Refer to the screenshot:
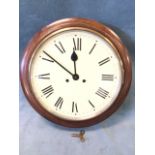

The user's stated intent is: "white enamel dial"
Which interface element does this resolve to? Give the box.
[29,29,124,121]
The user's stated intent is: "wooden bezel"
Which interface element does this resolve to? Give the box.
[20,18,132,128]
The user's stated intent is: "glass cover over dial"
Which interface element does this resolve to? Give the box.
[30,29,124,121]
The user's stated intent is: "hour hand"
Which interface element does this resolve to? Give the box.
[71,50,78,62]
[71,49,79,80]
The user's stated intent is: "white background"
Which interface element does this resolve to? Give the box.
[135,0,155,155]
[0,0,19,154]
[0,0,155,155]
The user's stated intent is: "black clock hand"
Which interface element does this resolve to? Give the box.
[71,50,79,80]
[71,51,78,74]
[43,51,74,77]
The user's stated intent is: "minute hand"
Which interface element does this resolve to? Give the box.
[43,51,74,76]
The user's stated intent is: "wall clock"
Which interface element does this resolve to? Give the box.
[20,18,132,128]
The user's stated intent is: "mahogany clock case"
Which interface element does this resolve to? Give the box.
[20,18,132,128]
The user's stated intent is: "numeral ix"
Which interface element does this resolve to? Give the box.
[38,73,50,80]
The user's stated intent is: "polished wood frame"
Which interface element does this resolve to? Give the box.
[20,18,132,128]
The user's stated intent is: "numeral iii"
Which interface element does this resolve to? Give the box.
[102,74,114,81]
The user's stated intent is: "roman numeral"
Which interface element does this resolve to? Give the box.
[98,57,110,66]
[96,87,109,99]
[41,51,54,62]
[89,43,97,54]
[102,74,114,81]
[72,102,78,113]
[54,41,66,53]
[38,73,50,80]
[55,97,63,109]
[41,85,54,98]
[73,37,82,51]
[88,100,95,108]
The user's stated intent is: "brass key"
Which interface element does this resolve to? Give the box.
[72,130,85,142]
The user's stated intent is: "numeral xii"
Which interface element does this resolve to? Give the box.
[73,37,82,51]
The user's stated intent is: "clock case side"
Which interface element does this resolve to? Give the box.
[20,18,132,128]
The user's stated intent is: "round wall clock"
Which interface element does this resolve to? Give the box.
[20,18,132,128]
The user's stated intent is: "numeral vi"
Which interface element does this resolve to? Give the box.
[72,102,78,113]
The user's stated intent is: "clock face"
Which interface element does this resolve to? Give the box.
[29,29,124,121]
